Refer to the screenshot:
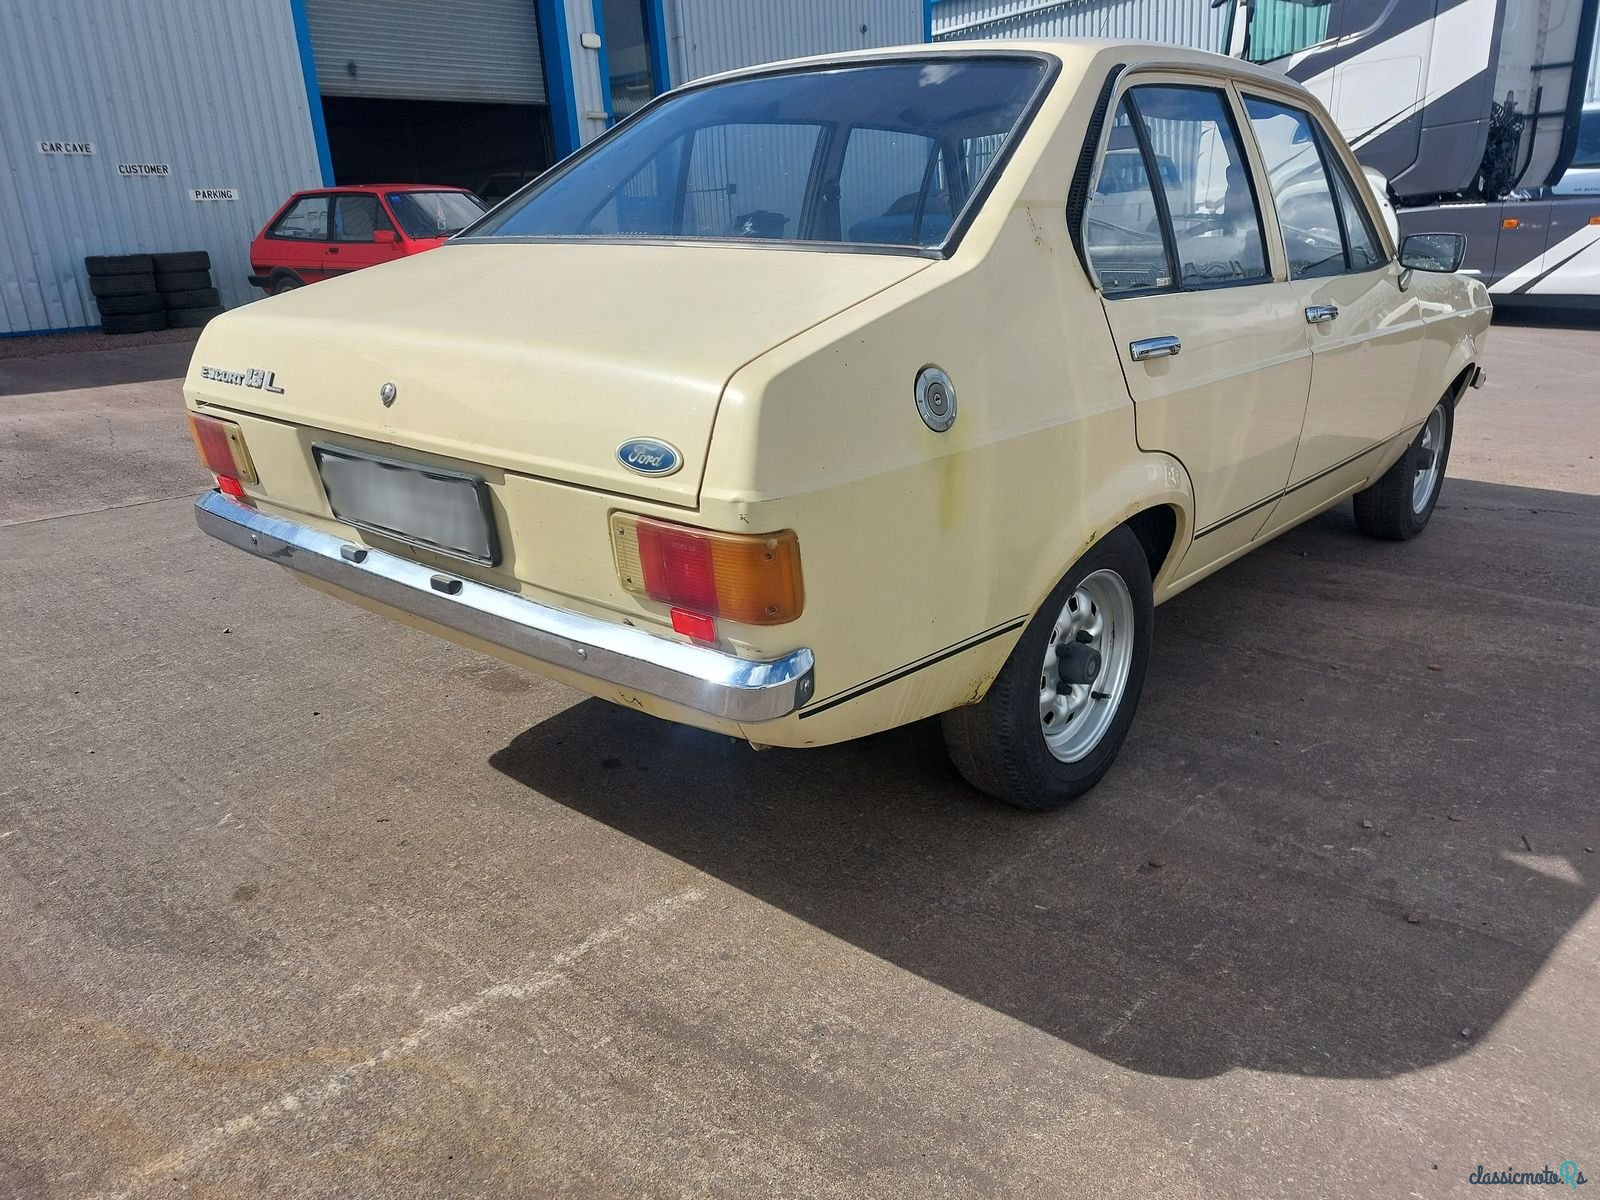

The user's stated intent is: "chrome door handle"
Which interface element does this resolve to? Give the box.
[1130,334,1181,361]
[1305,304,1339,323]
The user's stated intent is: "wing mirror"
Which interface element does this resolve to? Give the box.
[372,228,400,246]
[1399,232,1466,273]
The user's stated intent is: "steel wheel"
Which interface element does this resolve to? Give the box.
[1038,568,1135,763]
[1412,402,1447,513]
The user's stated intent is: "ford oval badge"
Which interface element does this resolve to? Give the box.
[617,438,682,477]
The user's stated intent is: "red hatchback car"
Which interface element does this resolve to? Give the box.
[247,184,487,296]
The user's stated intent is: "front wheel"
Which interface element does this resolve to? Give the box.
[942,527,1154,810]
[1353,400,1454,540]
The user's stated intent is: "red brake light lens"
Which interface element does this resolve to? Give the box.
[637,522,718,613]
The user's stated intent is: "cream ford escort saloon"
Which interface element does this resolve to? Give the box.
[187,41,1490,809]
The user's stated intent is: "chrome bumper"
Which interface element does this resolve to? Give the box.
[194,491,815,723]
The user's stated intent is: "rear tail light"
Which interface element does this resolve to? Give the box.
[188,411,257,488]
[611,514,803,628]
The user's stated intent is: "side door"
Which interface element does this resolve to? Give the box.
[1240,94,1424,533]
[1489,194,1557,289]
[263,194,332,282]
[326,193,399,276]
[1084,79,1313,577]
[1492,192,1600,301]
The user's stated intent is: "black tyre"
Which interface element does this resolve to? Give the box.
[155,269,213,291]
[85,253,154,277]
[90,273,157,298]
[270,273,303,296]
[1353,399,1454,541]
[101,311,168,335]
[152,250,211,273]
[942,526,1154,810]
[95,292,163,316]
[161,287,221,310]
[166,305,225,329]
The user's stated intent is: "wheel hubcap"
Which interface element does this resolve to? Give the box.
[1412,403,1446,514]
[1038,569,1135,763]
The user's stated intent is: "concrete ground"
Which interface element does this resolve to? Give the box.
[1,320,1596,1199]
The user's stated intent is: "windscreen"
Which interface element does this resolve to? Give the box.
[387,191,487,238]
[463,57,1051,251]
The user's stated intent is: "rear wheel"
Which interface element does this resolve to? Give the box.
[942,527,1153,810]
[270,274,302,296]
[1353,399,1453,540]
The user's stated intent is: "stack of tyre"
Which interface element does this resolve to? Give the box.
[154,252,224,329]
[84,251,223,334]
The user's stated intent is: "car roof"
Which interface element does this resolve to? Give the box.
[685,37,1313,101]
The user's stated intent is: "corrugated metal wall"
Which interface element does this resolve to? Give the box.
[0,0,323,335]
[932,0,1227,50]
[567,0,614,146]
[305,0,546,104]
[665,0,924,84]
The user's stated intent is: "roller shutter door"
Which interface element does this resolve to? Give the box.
[305,0,546,105]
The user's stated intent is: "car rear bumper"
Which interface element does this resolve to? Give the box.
[247,275,269,290]
[193,491,816,723]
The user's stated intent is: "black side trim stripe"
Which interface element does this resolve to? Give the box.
[1194,439,1391,539]
[1192,490,1282,540]
[798,617,1027,720]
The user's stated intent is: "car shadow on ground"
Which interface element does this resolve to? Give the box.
[492,478,1599,1081]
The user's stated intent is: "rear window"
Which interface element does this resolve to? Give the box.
[461,57,1052,252]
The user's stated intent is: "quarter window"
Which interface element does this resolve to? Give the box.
[1245,97,1383,276]
[269,195,329,241]
[1328,157,1385,270]
[1084,86,1270,295]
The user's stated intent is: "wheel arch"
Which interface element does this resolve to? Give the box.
[1019,453,1195,629]
[1445,360,1479,407]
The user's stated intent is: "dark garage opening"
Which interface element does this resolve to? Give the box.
[322,96,554,191]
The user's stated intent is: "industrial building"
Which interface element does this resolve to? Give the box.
[0,0,922,335]
[6,0,1597,336]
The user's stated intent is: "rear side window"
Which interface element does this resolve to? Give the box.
[331,194,394,242]
[1084,86,1269,295]
[1246,97,1385,276]
[1084,101,1171,294]
[269,195,329,240]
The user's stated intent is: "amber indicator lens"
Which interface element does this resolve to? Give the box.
[612,514,803,625]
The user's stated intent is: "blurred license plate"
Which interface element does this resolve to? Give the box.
[313,444,499,565]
